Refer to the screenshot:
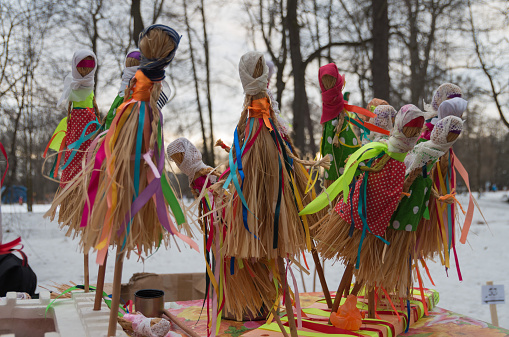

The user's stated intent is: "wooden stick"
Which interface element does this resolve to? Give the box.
[342,268,354,299]
[331,263,354,314]
[350,282,363,296]
[107,251,125,337]
[162,309,201,337]
[368,289,376,319]
[487,281,499,327]
[94,252,108,311]
[311,245,332,308]
[271,308,290,337]
[84,253,89,293]
[278,258,298,337]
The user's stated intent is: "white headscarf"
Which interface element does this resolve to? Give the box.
[57,49,97,109]
[437,97,468,120]
[404,116,463,174]
[239,51,268,95]
[388,104,424,153]
[167,137,209,186]
[118,49,140,97]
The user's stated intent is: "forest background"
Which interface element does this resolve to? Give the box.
[0,0,507,210]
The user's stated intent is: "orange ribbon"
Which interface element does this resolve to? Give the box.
[344,104,376,119]
[248,97,272,131]
[438,189,466,214]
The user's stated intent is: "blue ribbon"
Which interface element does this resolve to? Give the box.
[230,257,235,276]
[354,162,390,269]
[223,119,257,237]
[61,119,100,170]
[121,102,145,251]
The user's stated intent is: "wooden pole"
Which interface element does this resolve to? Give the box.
[311,243,332,308]
[94,252,108,310]
[368,288,376,319]
[350,282,363,296]
[342,268,354,299]
[331,263,354,314]
[84,253,89,293]
[486,281,499,327]
[162,309,201,337]
[278,258,298,337]
[271,308,290,337]
[107,251,125,337]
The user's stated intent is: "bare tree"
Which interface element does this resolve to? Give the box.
[467,0,509,128]
[182,0,211,163]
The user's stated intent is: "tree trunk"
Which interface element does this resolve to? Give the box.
[371,0,390,102]
[200,0,215,166]
[183,0,210,162]
[131,0,145,46]
[287,0,315,154]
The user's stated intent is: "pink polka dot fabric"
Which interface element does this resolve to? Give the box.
[335,157,406,236]
[60,108,97,188]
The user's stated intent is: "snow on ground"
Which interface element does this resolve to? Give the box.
[1,191,508,328]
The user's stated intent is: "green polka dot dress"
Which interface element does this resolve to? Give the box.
[389,172,433,231]
[320,112,361,181]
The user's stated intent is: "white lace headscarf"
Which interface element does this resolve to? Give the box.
[388,104,424,153]
[239,51,268,95]
[366,105,397,143]
[437,97,468,120]
[57,49,97,109]
[423,83,462,120]
[404,116,463,174]
[167,138,209,186]
[118,49,140,97]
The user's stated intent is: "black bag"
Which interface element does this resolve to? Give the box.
[0,252,37,297]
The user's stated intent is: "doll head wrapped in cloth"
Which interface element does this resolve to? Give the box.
[423,83,462,120]
[57,49,99,112]
[364,105,397,144]
[167,137,218,193]
[405,116,464,175]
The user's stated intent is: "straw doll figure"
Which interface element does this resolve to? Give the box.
[221,52,331,336]
[74,24,197,336]
[168,138,279,329]
[46,50,101,234]
[320,64,364,184]
[222,51,329,261]
[79,24,196,262]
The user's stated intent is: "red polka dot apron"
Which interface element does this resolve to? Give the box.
[335,157,406,236]
[60,108,98,188]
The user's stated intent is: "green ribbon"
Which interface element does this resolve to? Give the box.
[161,173,186,225]
[45,285,127,318]
[299,142,407,216]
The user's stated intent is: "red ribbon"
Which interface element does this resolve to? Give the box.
[0,237,27,266]
[0,142,9,186]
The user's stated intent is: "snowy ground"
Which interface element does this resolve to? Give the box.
[2,191,508,329]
